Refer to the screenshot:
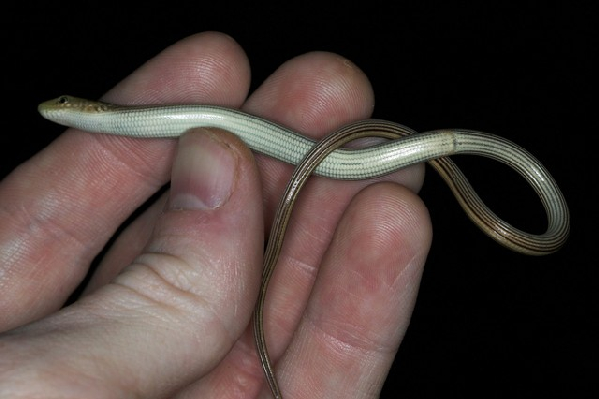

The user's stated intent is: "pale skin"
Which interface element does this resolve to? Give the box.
[0,32,432,398]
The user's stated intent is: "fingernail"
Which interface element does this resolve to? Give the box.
[169,129,236,210]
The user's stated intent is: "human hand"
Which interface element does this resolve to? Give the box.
[0,32,431,398]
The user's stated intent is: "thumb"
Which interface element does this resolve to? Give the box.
[0,128,264,398]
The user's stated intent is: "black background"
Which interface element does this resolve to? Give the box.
[3,3,595,397]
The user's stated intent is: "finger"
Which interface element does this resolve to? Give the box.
[243,52,425,358]
[0,32,250,330]
[276,183,432,397]
[0,128,264,398]
[243,51,424,219]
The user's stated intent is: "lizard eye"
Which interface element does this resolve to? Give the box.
[58,96,70,105]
